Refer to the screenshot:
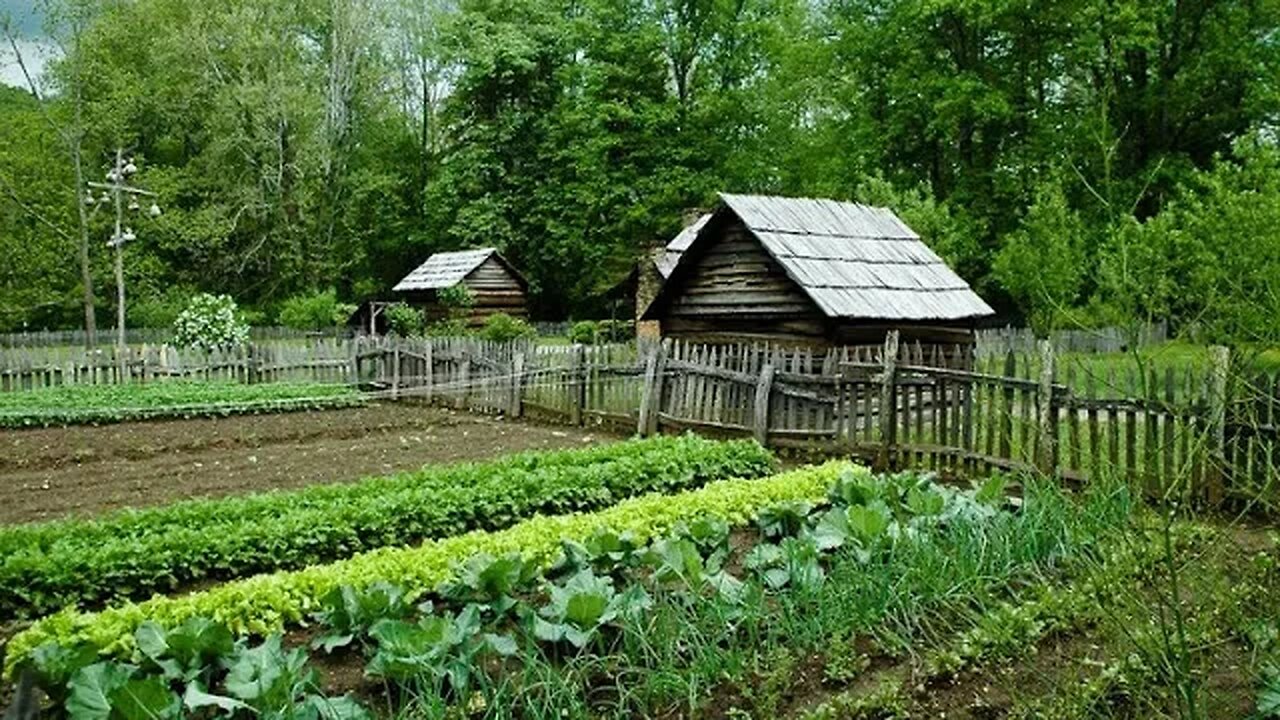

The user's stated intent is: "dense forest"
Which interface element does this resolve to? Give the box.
[0,0,1278,341]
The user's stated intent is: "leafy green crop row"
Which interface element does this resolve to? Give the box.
[9,464,1026,719]
[4,462,844,675]
[0,381,362,427]
[0,435,774,619]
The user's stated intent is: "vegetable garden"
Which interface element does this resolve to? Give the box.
[0,382,362,428]
[3,434,1277,719]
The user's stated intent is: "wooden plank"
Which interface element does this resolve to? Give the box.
[572,344,587,426]
[961,372,975,475]
[637,340,669,436]
[876,331,900,471]
[753,364,776,445]
[1086,370,1100,481]
[1207,346,1229,504]
[999,351,1016,464]
[1107,366,1120,478]
[1066,364,1081,474]
[1124,368,1138,485]
[1144,368,1159,498]
[936,375,948,472]
[510,351,525,417]
[1036,340,1056,475]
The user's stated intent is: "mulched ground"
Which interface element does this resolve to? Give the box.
[0,402,619,525]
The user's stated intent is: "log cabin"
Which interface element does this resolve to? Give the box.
[642,193,994,357]
[393,248,529,327]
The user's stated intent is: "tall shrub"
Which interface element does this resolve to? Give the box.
[278,290,355,330]
[172,294,249,350]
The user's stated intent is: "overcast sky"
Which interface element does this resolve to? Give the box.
[1,0,52,88]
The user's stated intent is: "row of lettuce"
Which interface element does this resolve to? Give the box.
[0,435,774,618]
[0,381,363,427]
[5,462,842,676]
[8,462,1036,719]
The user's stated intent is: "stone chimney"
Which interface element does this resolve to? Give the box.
[635,208,704,340]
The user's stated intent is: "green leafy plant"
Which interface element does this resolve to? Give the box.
[567,320,599,345]
[567,319,632,345]
[479,313,536,342]
[425,318,469,337]
[22,641,100,707]
[135,617,234,683]
[0,435,772,619]
[441,553,539,618]
[5,461,842,674]
[184,635,368,719]
[278,290,355,331]
[551,528,647,578]
[172,293,249,351]
[532,570,651,649]
[756,501,813,539]
[0,381,360,428]
[384,303,424,337]
[67,662,181,720]
[1260,663,1280,718]
[311,583,411,654]
[436,285,474,313]
[366,606,517,697]
[821,633,870,685]
[744,536,824,592]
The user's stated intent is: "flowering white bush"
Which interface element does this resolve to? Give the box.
[172,293,250,350]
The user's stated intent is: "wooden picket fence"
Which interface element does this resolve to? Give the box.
[0,339,365,391]
[0,326,353,349]
[357,333,1273,506]
[975,321,1168,356]
[1,330,1274,505]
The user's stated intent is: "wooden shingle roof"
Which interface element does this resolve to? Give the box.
[651,193,994,322]
[393,248,524,292]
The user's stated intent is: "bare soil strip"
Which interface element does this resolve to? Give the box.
[0,402,617,525]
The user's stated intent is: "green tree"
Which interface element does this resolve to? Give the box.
[994,179,1089,334]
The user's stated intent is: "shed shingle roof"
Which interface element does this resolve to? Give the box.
[652,193,994,322]
[393,248,500,292]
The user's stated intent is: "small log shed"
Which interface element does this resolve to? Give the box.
[642,193,994,355]
[393,248,529,327]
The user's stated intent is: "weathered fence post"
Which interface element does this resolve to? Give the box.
[999,351,1017,461]
[571,344,587,426]
[456,341,471,410]
[247,343,260,385]
[753,363,776,445]
[391,340,401,399]
[424,340,434,404]
[510,351,525,418]
[1036,340,1057,476]
[1207,345,1231,504]
[638,339,670,436]
[875,331,900,471]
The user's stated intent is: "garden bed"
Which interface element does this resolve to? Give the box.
[0,381,363,428]
[0,404,618,525]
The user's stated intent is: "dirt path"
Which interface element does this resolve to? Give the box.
[0,402,618,525]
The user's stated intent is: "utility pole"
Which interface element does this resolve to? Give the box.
[86,149,161,376]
